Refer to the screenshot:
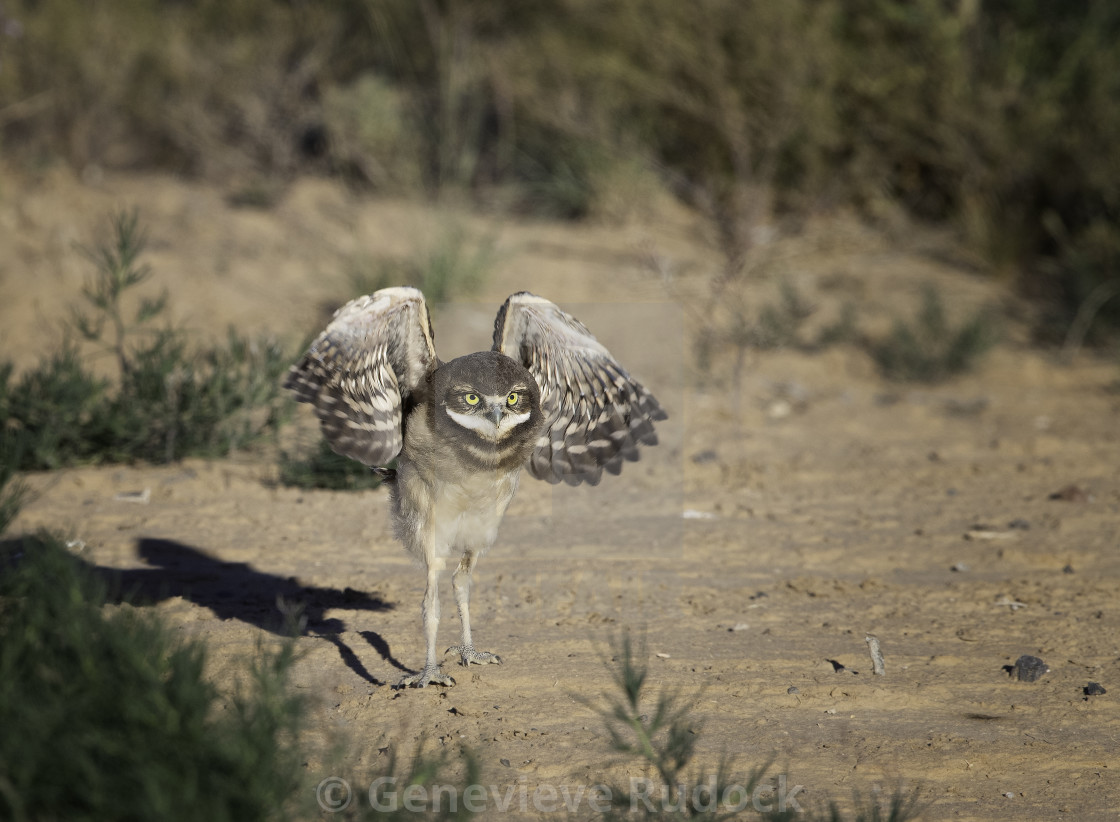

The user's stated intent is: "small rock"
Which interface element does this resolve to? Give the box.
[114,488,151,504]
[1084,682,1107,697]
[1062,564,1075,574]
[1004,792,1015,799]
[1049,484,1089,502]
[787,686,800,695]
[500,758,511,767]
[691,450,718,464]
[656,652,671,659]
[1008,518,1031,530]
[965,526,1016,541]
[951,562,969,572]
[681,509,717,520]
[766,399,792,420]
[729,623,750,632]
[1011,655,1049,683]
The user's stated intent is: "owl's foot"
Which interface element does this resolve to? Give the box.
[446,645,503,667]
[395,664,455,689]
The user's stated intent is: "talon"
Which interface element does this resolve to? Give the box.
[395,665,455,689]
[446,644,503,667]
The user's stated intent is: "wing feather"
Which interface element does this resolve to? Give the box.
[284,287,436,467]
[493,292,667,486]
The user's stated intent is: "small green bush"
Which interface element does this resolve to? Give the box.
[0,211,291,471]
[588,634,924,821]
[347,224,494,306]
[0,463,26,534]
[871,285,996,383]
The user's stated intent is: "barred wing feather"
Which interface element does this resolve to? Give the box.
[492,292,667,486]
[284,287,436,467]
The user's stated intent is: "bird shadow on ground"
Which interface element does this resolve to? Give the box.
[2,534,406,687]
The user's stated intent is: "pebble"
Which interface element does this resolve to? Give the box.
[1084,682,1107,697]
[1011,655,1049,683]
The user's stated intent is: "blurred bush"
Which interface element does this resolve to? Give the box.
[1,0,1117,340]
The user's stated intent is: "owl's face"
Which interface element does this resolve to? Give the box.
[434,351,542,445]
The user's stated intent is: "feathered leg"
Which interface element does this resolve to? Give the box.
[397,562,455,688]
[447,551,502,667]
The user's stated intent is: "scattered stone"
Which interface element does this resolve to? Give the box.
[114,488,151,504]
[681,509,718,520]
[944,397,988,417]
[500,758,511,767]
[1062,564,1075,574]
[965,526,1016,541]
[951,562,969,572]
[1008,518,1031,530]
[1011,655,1049,683]
[1084,682,1107,697]
[729,623,750,632]
[655,652,671,659]
[994,596,1028,611]
[1049,484,1090,502]
[766,399,792,420]
[865,635,885,676]
[787,686,800,695]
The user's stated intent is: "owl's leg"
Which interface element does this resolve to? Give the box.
[396,562,455,688]
[446,551,502,667]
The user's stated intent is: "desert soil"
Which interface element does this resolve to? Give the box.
[4,167,1119,820]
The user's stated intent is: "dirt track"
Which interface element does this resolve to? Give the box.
[5,168,1120,820]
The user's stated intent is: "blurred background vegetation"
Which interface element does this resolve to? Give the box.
[0,0,1118,345]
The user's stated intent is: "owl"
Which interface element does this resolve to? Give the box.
[285,287,666,687]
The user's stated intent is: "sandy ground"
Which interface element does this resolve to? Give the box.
[4,167,1120,820]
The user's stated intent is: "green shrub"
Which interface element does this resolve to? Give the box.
[0,211,291,471]
[0,532,306,822]
[871,285,996,383]
[0,461,26,534]
[347,223,494,306]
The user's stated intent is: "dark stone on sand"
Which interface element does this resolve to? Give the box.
[1011,655,1049,682]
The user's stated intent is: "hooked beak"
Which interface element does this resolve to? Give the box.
[489,404,504,427]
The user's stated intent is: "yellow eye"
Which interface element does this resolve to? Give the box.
[465,393,480,406]
[506,391,519,406]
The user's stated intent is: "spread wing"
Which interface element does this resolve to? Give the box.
[493,292,667,486]
[284,287,436,467]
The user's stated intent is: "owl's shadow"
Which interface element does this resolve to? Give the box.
[94,537,406,686]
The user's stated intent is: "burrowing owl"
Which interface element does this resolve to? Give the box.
[285,287,666,687]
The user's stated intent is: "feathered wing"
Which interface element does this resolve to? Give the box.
[284,287,436,467]
[492,292,668,486]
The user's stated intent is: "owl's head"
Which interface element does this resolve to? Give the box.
[434,351,542,444]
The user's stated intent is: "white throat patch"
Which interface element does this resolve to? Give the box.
[447,408,531,441]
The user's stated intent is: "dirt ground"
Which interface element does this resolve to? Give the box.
[4,167,1119,820]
